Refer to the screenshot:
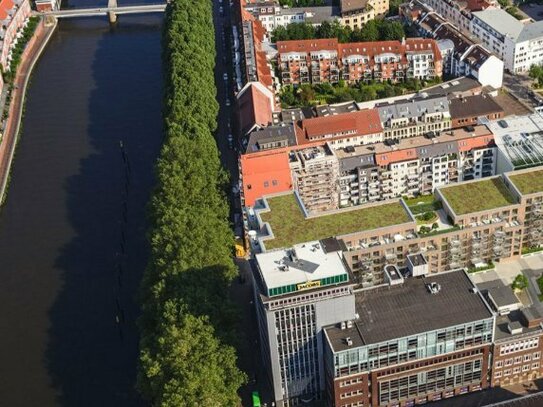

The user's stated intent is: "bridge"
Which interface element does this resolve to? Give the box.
[38,2,167,22]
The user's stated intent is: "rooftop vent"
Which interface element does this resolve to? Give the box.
[344,337,353,346]
[427,282,441,294]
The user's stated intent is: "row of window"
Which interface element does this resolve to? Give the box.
[496,352,541,368]
[495,362,540,378]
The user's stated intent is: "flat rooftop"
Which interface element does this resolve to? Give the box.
[508,169,543,195]
[439,177,517,216]
[487,114,543,169]
[495,309,543,341]
[259,194,412,250]
[325,270,493,352]
[255,240,349,297]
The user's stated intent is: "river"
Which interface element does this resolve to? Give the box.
[0,10,163,407]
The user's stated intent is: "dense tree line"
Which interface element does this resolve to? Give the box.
[280,77,440,107]
[137,1,246,406]
[271,20,406,43]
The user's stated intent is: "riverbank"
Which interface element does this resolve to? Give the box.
[0,17,57,204]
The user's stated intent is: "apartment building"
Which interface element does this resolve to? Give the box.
[240,95,505,210]
[376,94,451,140]
[401,0,504,88]
[235,0,280,135]
[449,94,504,128]
[277,38,442,85]
[251,164,543,287]
[289,145,340,213]
[477,280,543,387]
[0,0,31,71]
[338,0,375,30]
[244,1,340,34]
[470,8,543,73]
[239,109,384,207]
[252,240,357,406]
[336,125,496,207]
[323,269,494,407]
[277,38,340,85]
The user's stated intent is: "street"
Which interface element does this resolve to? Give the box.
[211,3,271,406]
[502,72,541,112]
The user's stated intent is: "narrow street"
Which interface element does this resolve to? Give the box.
[210,2,269,406]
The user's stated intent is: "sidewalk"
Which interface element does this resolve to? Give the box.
[0,17,57,204]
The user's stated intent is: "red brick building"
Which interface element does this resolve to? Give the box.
[277,38,442,85]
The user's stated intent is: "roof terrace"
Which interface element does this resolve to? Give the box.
[439,177,517,216]
[259,194,412,250]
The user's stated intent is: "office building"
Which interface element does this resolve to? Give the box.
[324,269,495,406]
[477,279,543,387]
[252,240,357,406]
[401,0,504,88]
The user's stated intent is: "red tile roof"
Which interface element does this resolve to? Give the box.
[0,0,14,20]
[375,148,418,166]
[238,83,274,135]
[277,38,339,54]
[240,149,293,206]
[295,109,383,144]
[277,38,442,64]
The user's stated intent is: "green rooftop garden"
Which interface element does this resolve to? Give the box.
[259,194,411,250]
[440,178,517,216]
[509,169,543,195]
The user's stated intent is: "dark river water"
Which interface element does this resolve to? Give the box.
[0,11,163,407]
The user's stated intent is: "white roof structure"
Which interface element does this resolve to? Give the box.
[472,8,543,42]
[255,240,348,294]
[485,113,543,169]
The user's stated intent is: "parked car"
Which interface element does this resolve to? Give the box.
[227,133,234,149]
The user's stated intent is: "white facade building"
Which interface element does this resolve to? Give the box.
[244,2,339,34]
[471,8,543,73]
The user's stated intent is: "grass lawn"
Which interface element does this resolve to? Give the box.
[403,194,435,207]
[440,178,517,215]
[260,194,411,249]
[509,169,543,195]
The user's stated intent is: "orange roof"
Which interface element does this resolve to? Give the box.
[277,38,339,54]
[252,21,273,89]
[457,133,494,152]
[238,83,274,135]
[375,148,418,166]
[296,109,383,144]
[240,150,293,206]
[339,39,442,61]
[405,38,442,62]
[0,0,14,20]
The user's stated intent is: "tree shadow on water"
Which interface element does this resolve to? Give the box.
[45,17,163,407]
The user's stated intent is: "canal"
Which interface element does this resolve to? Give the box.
[0,9,163,407]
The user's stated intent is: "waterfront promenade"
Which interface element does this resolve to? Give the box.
[0,18,57,204]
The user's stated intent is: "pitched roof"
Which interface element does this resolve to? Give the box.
[277,38,339,54]
[238,83,274,135]
[295,109,383,144]
[0,0,14,20]
[449,94,504,119]
[340,0,370,13]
